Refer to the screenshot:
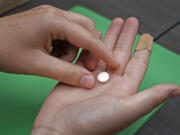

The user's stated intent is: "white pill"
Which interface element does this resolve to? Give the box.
[97,72,109,83]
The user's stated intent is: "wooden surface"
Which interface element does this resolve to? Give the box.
[1,0,180,135]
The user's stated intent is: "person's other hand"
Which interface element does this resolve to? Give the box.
[31,17,180,135]
[0,5,119,88]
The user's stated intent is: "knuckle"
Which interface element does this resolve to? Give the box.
[38,5,55,10]
[40,5,57,17]
[86,18,96,30]
[38,5,61,26]
[88,19,95,26]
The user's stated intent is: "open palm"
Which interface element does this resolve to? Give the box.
[31,18,180,135]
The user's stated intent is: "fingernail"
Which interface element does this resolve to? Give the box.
[80,75,94,88]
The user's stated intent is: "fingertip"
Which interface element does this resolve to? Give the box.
[106,56,120,69]
[152,83,180,97]
[86,58,98,71]
[126,17,139,28]
[80,74,94,89]
[108,18,124,32]
[171,85,180,97]
[112,18,124,24]
[127,17,139,24]
[112,61,120,69]
[163,84,180,97]
[108,64,123,75]
[111,55,120,69]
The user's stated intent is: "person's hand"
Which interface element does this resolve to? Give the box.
[31,17,180,135]
[0,5,119,88]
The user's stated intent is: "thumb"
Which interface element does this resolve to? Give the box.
[32,51,94,88]
[125,84,180,122]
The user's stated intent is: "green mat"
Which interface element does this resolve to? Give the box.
[0,6,180,135]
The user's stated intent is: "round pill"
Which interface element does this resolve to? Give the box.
[97,72,109,83]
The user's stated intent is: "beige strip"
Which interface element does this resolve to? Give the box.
[135,33,154,52]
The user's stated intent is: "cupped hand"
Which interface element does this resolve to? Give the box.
[31,17,180,135]
[0,5,119,88]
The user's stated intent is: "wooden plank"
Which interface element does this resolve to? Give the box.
[157,25,180,54]
[137,97,180,135]
[2,0,179,54]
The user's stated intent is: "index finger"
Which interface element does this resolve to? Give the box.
[51,17,119,68]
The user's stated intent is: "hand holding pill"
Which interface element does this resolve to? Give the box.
[0,5,119,89]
